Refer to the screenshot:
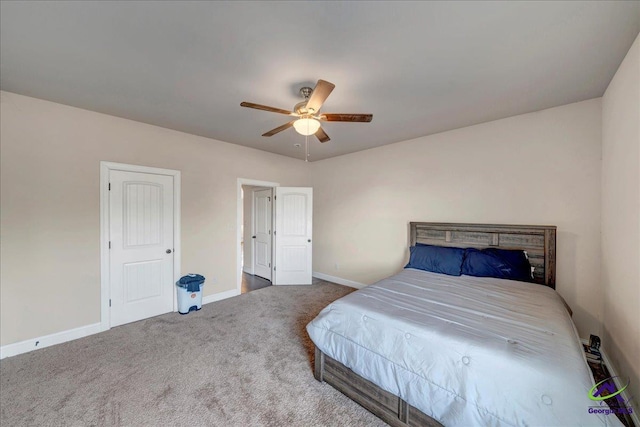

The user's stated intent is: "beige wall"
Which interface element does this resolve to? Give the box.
[310,99,603,338]
[602,34,639,413]
[0,91,308,346]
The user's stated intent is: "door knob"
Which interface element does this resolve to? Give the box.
[252,236,256,239]
[166,249,172,254]
[308,239,311,243]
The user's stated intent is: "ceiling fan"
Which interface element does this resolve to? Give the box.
[240,79,372,143]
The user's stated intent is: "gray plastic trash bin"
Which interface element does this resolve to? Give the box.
[176,274,205,314]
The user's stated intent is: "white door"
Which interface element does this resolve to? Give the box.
[274,187,313,285]
[253,188,272,281]
[109,170,175,327]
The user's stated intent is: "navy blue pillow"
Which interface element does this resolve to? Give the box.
[462,248,532,282]
[405,245,465,276]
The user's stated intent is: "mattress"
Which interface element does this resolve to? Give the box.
[307,269,622,426]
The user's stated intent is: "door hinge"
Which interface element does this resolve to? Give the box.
[108,241,111,249]
[269,262,271,268]
[274,195,276,200]
[268,230,271,235]
[108,183,111,191]
[109,299,111,307]
[274,266,276,271]
[268,196,271,202]
[274,230,276,235]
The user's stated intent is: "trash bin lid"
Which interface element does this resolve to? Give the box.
[177,274,205,285]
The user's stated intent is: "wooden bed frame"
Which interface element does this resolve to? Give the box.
[313,222,557,427]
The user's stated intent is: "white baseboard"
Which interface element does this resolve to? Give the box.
[202,288,240,305]
[0,289,240,361]
[581,338,639,426]
[242,266,253,274]
[0,322,102,360]
[313,272,367,289]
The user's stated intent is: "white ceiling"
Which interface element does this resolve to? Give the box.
[1,1,638,161]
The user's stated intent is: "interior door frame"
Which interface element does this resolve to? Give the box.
[244,187,255,275]
[100,161,181,332]
[237,178,279,294]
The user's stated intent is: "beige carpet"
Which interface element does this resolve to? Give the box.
[0,282,387,426]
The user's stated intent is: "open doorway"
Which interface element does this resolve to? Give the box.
[241,184,273,294]
[237,178,314,294]
[238,179,279,295]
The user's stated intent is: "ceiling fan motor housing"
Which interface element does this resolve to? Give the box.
[294,101,310,116]
[296,87,315,115]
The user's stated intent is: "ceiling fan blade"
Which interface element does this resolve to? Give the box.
[305,80,335,113]
[320,113,373,122]
[241,102,294,116]
[262,121,295,137]
[315,126,330,143]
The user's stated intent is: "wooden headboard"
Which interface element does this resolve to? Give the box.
[410,222,557,288]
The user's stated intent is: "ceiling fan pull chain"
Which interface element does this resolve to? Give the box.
[305,135,309,162]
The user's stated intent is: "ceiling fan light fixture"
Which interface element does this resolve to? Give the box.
[293,118,320,136]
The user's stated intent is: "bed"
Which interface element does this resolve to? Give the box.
[307,222,620,427]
